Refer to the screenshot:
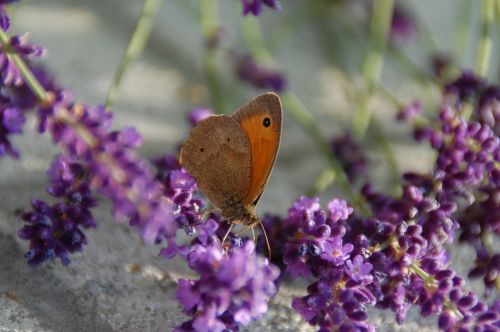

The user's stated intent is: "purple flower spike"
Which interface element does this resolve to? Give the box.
[18,155,98,266]
[390,5,418,42]
[35,100,177,244]
[330,132,369,183]
[176,241,280,331]
[195,218,219,246]
[0,1,19,31]
[0,33,45,86]
[152,154,206,257]
[234,54,287,92]
[19,199,96,266]
[0,106,25,158]
[445,71,484,102]
[397,101,423,121]
[241,0,281,16]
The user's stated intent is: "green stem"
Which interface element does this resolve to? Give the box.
[200,0,224,114]
[496,0,500,24]
[352,0,394,139]
[371,119,400,196]
[388,44,431,86]
[475,0,494,77]
[455,0,473,64]
[0,29,48,101]
[376,84,404,108]
[410,263,464,320]
[241,16,273,63]
[409,262,435,284]
[105,0,162,110]
[307,168,335,197]
[417,12,439,55]
[282,92,369,214]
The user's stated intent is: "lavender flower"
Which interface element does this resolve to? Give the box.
[234,54,287,92]
[45,154,97,208]
[175,241,280,331]
[345,255,373,283]
[445,70,484,103]
[283,172,496,331]
[38,100,174,243]
[7,60,175,250]
[0,33,45,86]
[356,73,500,326]
[430,53,453,81]
[467,248,500,292]
[18,200,94,266]
[0,106,24,158]
[396,100,423,121]
[328,198,354,221]
[442,71,499,129]
[282,197,376,331]
[330,132,369,183]
[321,237,353,266]
[188,108,213,127]
[153,154,206,258]
[240,0,281,16]
[0,0,18,31]
[477,85,500,131]
[390,4,418,42]
[18,155,97,266]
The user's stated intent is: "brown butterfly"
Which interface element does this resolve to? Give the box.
[180,93,282,251]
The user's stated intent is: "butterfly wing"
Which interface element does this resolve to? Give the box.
[180,115,252,210]
[231,92,282,206]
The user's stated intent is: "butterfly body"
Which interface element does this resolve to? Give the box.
[180,93,282,227]
[220,196,259,226]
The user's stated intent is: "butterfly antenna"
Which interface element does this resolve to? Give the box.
[257,219,272,260]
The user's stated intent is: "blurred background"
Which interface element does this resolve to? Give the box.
[0,0,498,331]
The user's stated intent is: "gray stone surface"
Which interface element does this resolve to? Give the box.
[1,0,497,331]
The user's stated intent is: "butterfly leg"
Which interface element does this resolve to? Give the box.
[221,222,235,255]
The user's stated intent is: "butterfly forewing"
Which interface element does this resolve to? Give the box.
[231,93,282,206]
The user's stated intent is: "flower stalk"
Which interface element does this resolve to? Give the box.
[0,28,48,101]
[240,15,272,62]
[200,0,225,113]
[409,263,464,320]
[352,0,394,139]
[105,0,162,110]
[474,0,494,77]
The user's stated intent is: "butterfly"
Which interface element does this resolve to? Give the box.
[180,92,282,252]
